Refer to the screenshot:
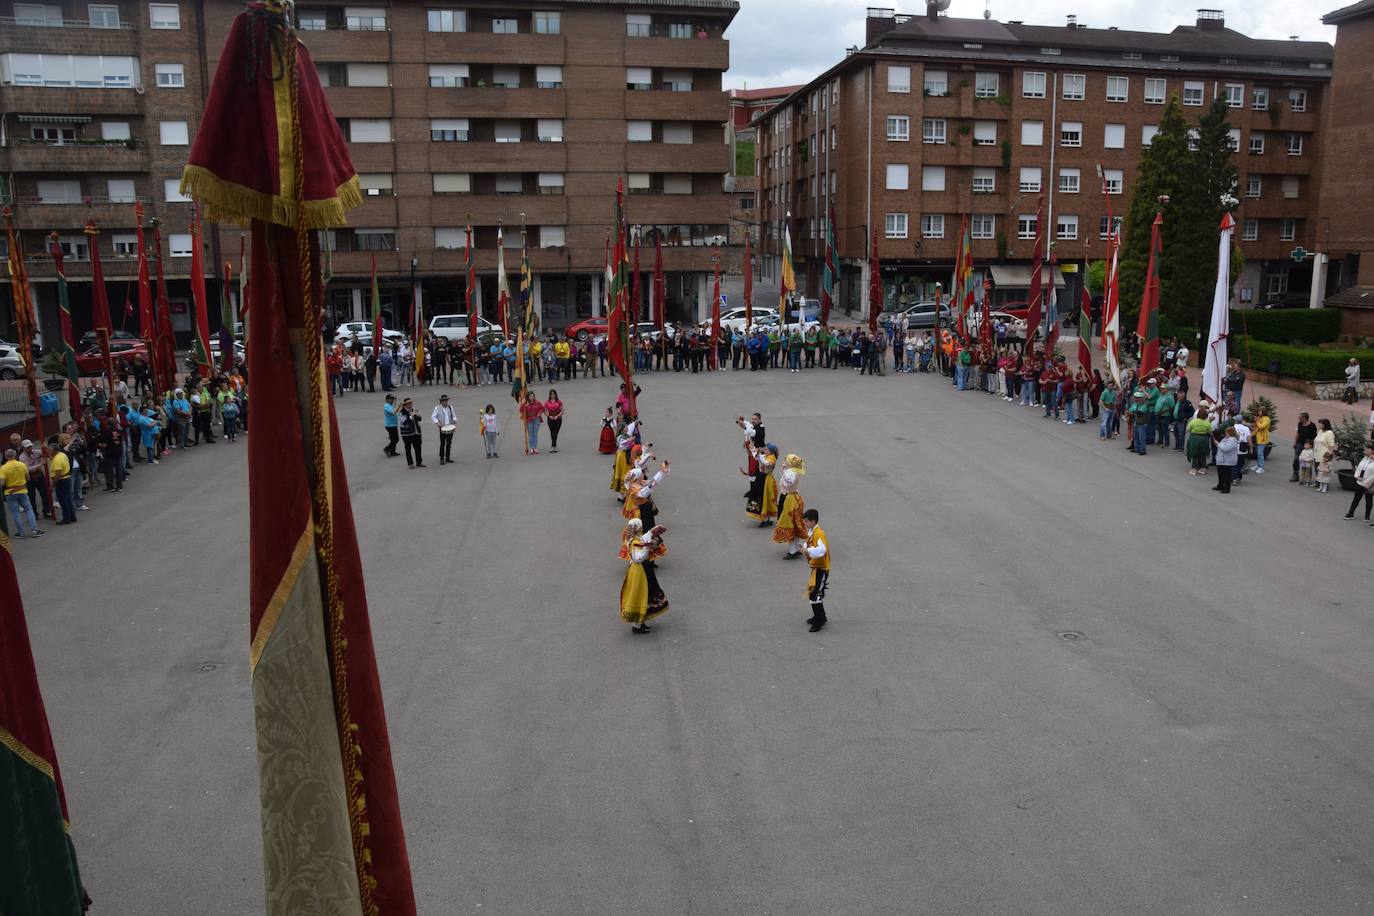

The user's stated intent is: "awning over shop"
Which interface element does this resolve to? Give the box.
[16,114,93,123]
[989,264,1067,289]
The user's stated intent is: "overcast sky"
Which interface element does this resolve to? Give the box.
[722,0,1337,89]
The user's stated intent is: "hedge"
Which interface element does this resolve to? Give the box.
[1234,338,1373,381]
[1229,308,1341,345]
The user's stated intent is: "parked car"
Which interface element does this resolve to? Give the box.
[1256,292,1309,310]
[0,341,29,379]
[717,306,780,333]
[76,339,148,375]
[966,310,1029,341]
[566,317,609,341]
[885,301,952,329]
[184,339,246,369]
[335,321,404,345]
[78,328,139,351]
[427,314,500,342]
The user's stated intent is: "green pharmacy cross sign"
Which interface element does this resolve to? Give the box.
[1291,246,1308,262]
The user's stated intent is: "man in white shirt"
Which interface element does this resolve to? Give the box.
[1233,416,1252,483]
[1175,343,1190,369]
[431,394,456,465]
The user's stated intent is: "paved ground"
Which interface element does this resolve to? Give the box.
[14,362,1374,915]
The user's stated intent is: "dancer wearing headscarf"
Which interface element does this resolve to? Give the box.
[619,518,669,634]
[744,443,779,526]
[773,455,807,558]
[623,456,670,530]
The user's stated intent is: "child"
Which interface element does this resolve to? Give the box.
[480,404,500,458]
[598,407,616,454]
[1298,443,1315,486]
[222,395,240,442]
[802,508,830,633]
[1316,442,1334,493]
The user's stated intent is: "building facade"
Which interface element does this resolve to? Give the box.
[2,0,737,348]
[754,8,1333,320]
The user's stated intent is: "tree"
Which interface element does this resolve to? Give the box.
[1180,98,1239,326]
[1086,259,1106,297]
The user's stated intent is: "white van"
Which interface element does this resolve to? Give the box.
[429,314,501,341]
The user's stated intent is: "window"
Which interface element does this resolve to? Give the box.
[1288,89,1307,112]
[1225,83,1244,108]
[429,64,469,88]
[662,69,692,92]
[625,13,650,36]
[923,69,947,96]
[1282,176,1299,199]
[355,229,396,251]
[36,180,81,202]
[662,122,692,144]
[537,172,564,195]
[1103,169,1123,195]
[920,165,944,191]
[1227,128,1241,152]
[492,66,520,88]
[1103,123,1125,149]
[973,121,996,146]
[663,174,692,194]
[974,71,999,98]
[668,22,691,38]
[148,3,179,28]
[107,179,135,202]
[1022,71,1045,98]
[1144,78,1166,104]
[297,9,326,30]
[491,17,517,33]
[501,229,522,249]
[972,168,995,193]
[168,233,192,256]
[1099,216,1113,239]
[887,65,911,93]
[1249,133,1265,154]
[1056,214,1078,240]
[1252,87,1269,111]
[831,126,837,149]
[627,172,651,193]
[30,124,75,143]
[1058,168,1080,193]
[971,214,994,239]
[429,118,469,141]
[534,11,559,33]
[885,213,907,239]
[88,4,119,27]
[1017,214,1038,239]
[886,164,909,190]
[1062,74,1085,100]
[1060,121,1082,147]
[626,67,651,90]
[1160,54,1179,62]
[14,4,62,26]
[159,120,188,145]
[155,63,184,87]
[111,233,137,256]
[434,228,464,249]
[494,174,522,194]
[1018,167,1042,192]
[921,118,945,144]
[627,120,652,142]
[1266,268,1288,296]
[921,214,944,238]
[1280,219,1296,241]
[533,64,563,89]
[1106,76,1128,102]
[427,9,466,32]
[1241,219,1258,241]
[538,225,565,248]
[1187,128,1199,151]
[345,63,387,87]
[1183,81,1204,106]
[494,120,521,143]
[886,116,909,141]
[344,6,385,30]
[101,121,130,140]
[1286,134,1303,156]
[359,173,393,196]
[163,178,190,202]
[1142,124,1158,146]
[350,119,392,143]
[1021,120,1043,146]
[432,172,471,193]
[1246,176,1261,197]
[1040,47,1061,55]
[536,118,563,142]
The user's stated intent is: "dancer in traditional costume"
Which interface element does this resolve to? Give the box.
[598,407,616,454]
[773,458,807,558]
[744,444,779,526]
[623,457,670,530]
[619,518,669,634]
[610,434,631,497]
[802,508,830,632]
[736,413,765,489]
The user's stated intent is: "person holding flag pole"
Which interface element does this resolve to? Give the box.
[463,218,478,385]
[411,259,425,385]
[46,232,84,419]
[189,203,215,382]
[710,247,722,371]
[1136,197,1167,378]
[1201,212,1236,406]
[220,260,237,374]
[779,211,796,330]
[654,234,667,372]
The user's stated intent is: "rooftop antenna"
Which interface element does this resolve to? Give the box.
[983,0,991,19]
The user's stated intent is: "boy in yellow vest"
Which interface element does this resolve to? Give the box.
[802,508,830,632]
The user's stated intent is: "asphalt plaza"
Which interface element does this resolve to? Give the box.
[16,363,1374,914]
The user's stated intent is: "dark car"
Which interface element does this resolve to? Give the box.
[1256,292,1309,310]
[78,329,140,351]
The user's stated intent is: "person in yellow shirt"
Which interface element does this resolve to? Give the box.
[50,434,77,525]
[1252,410,1272,474]
[554,338,571,380]
[2,448,43,537]
[802,508,829,632]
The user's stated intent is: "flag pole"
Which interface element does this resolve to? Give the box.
[3,209,48,447]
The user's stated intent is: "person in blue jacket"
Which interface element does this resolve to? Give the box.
[382,393,399,457]
[138,407,161,464]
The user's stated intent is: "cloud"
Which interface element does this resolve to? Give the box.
[723,0,1336,89]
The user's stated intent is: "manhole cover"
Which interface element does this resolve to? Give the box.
[198,663,221,672]
[1057,631,1083,641]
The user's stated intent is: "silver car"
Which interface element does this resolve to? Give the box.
[886,301,952,329]
[0,340,29,379]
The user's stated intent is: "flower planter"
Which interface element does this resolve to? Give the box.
[1337,468,1358,492]
[42,378,66,392]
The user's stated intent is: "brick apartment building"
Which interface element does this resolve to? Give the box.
[1,0,738,349]
[753,7,1333,321]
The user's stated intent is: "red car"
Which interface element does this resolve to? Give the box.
[565,317,608,341]
[76,339,148,375]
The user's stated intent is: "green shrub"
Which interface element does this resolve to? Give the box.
[1229,308,1340,345]
[1244,394,1278,431]
[1333,415,1371,468]
[1234,338,1374,381]
[1158,316,1200,342]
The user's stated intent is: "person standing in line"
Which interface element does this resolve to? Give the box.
[1343,357,1361,404]
[1185,407,1214,475]
[221,392,241,442]
[382,393,399,457]
[398,397,425,468]
[431,393,456,465]
[379,345,395,390]
[1251,409,1271,473]
[1290,411,1317,483]
[3,448,42,537]
[1213,428,1238,493]
[802,508,830,632]
[364,347,378,392]
[1313,418,1336,492]
[1341,444,1374,521]
[545,389,564,453]
[49,435,77,525]
[519,389,545,455]
[480,404,501,458]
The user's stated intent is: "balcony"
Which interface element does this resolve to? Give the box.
[1237,196,1310,219]
[423,32,564,66]
[322,86,393,117]
[625,90,727,122]
[623,194,729,224]
[625,142,728,173]
[347,193,400,227]
[345,142,396,171]
[0,17,138,55]
[1,140,150,173]
[426,87,566,119]
[623,36,728,71]
[1251,153,1314,176]
[8,198,150,231]
[0,85,144,116]
[435,194,569,226]
[297,27,392,62]
[429,141,566,172]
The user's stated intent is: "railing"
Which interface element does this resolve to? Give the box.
[0,386,38,417]
[15,195,150,205]
[0,14,134,29]
[9,138,142,148]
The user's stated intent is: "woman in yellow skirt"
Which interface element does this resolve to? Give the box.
[610,435,630,496]
[745,444,779,526]
[619,519,669,633]
[772,461,807,558]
